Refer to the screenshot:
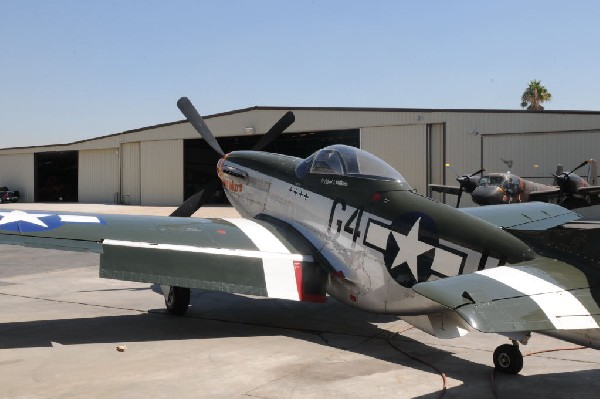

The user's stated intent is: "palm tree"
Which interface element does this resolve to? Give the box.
[520,80,552,110]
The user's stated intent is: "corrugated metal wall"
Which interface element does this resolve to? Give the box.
[482,130,600,181]
[2,109,600,158]
[0,153,34,202]
[140,140,183,205]
[78,149,119,203]
[2,107,600,208]
[361,125,427,194]
[121,142,141,205]
[482,130,600,218]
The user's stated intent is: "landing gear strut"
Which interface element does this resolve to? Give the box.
[493,341,524,374]
[161,285,190,316]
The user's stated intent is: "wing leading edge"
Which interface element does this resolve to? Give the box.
[0,210,326,303]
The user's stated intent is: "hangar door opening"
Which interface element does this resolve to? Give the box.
[183,129,359,204]
[35,151,78,202]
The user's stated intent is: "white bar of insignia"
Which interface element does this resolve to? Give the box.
[60,215,101,223]
[364,222,390,250]
[430,248,463,277]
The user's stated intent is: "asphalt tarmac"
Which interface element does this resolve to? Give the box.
[0,204,599,398]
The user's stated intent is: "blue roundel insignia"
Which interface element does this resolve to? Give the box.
[0,211,105,233]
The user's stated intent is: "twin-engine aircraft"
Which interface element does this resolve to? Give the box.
[431,160,600,209]
[0,97,599,375]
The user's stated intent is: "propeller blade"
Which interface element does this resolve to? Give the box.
[469,169,485,177]
[569,160,589,175]
[177,97,225,156]
[170,179,221,217]
[456,187,463,208]
[251,111,295,151]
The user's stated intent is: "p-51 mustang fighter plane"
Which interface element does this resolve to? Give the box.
[431,160,600,209]
[0,97,598,375]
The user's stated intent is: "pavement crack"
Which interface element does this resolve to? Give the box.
[0,291,148,314]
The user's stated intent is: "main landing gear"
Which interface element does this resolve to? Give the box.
[493,340,524,374]
[161,285,191,316]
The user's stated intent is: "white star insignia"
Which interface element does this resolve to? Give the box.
[390,218,433,279]
[0,210,51,228]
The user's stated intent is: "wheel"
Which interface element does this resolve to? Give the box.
[163,286,190,316]
[493,344,524,374]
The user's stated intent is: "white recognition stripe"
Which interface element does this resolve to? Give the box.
[224,218,290,254]
[478,266,599,329]
[224,218,300,301]
[102,239,311,262]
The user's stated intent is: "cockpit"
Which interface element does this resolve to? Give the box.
[296,145,410,186]
[479,175,507,187]
[479,174,521,193]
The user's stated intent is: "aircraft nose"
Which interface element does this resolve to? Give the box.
[472,186,504,205]
[217,155,248,181]
[216,156,226,179]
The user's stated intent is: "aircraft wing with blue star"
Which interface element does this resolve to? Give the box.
[0,210,326,303]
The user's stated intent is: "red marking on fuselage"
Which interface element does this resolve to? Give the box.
[222,178,243,193]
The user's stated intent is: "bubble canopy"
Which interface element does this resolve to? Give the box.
[296,144,410,185]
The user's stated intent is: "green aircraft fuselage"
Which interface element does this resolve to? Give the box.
[220,146,537,314]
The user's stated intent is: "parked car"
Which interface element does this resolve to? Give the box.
[0,186,20,203]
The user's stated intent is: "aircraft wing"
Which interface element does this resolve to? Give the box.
[0,210,326,302]
[460,202,580,230]
[413,257,600,336]
[578,185,600,196]
[528,188,561,201]
[429,184,462,196]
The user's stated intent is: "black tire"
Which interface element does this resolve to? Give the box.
[164,286,190,316]
[493,344,524,374]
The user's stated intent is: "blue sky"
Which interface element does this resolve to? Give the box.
[1,1,599,148]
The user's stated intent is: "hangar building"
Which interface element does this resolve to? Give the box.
[1,106,600,217]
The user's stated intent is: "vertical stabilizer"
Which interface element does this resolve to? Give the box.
[553,164,564,186]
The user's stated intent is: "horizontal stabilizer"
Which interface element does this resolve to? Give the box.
[460,202,580,230]
[413,258,600,335]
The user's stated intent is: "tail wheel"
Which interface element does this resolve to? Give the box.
[164,286,190,316]
[493,343,524,374]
